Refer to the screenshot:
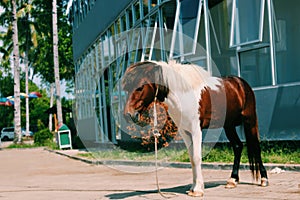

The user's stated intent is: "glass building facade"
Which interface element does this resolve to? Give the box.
[69,0,300,145]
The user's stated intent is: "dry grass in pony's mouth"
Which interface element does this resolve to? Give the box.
[126,101,180,151]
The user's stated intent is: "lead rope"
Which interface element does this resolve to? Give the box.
[152,88,176,199]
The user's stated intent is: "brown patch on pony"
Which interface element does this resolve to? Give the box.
[199,76,263,179]
[199,76,248,129]
[199,85,226,129]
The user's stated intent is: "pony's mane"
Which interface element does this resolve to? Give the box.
[122,61,160,91]
[151,60,221,92]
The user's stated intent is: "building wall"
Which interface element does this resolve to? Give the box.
[70,0,300,145]
[71,0,133,60]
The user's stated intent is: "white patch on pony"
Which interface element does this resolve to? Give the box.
[150,60,221,133]
[149,60,220,194]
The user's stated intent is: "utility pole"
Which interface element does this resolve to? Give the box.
[25,12,30,137]
[49,83,54,131]
[25,52,30,137]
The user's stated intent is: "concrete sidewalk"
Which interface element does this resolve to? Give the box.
[0,148,299,199]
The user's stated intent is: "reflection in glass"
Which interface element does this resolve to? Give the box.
[239,47,272,87]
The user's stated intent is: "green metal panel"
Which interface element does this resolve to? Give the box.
[59,131,71,146]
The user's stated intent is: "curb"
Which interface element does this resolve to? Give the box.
[46,148,300,172]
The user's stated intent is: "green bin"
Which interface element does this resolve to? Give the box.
[57,124,72,149]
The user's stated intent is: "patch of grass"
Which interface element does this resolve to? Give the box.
[203,142,300,164]
[77,141,300,164]
[202,144,234,163]
[78,147,188,162]
[6,143,38,149]
[6,140,59,150]
[261,148,300,164]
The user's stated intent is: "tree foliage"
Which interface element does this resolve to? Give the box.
[30,0,74,83]
[0,0,74,84]
[0,0,74,131]
[0,75,14,130]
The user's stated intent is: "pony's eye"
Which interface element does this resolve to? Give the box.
[136,85,144,91]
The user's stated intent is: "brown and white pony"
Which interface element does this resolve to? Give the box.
[122,61,268,197]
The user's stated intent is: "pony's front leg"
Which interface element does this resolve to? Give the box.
[182,129,204,197]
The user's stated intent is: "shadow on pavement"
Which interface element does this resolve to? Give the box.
[105,181,227,199]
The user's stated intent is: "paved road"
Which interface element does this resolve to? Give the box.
[0,148,299,200]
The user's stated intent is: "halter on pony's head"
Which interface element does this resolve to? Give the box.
[122,62,169,120]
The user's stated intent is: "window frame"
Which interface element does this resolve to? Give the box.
[229,0,266,48]
[169,0,203,60]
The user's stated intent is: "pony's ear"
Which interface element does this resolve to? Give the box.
[156,84,169,102]
[122,62,155,91]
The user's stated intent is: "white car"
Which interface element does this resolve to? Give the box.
[0,127,33,141]
[21,128,34,137]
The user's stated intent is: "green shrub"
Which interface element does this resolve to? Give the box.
[34,128,53,145]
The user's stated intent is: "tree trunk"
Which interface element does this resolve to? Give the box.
[12,0,22,143]
[52,0,63,130]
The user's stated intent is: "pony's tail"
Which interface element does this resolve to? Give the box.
[242,78,262,180]
[244,120,262,180]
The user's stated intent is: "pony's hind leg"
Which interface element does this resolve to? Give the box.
[224,126,243,189]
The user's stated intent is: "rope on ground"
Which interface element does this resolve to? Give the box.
[153,92,177,199]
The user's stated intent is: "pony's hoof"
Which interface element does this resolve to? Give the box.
[186,190,204,197]
[261,177,269,187]
[225,178,238,189]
